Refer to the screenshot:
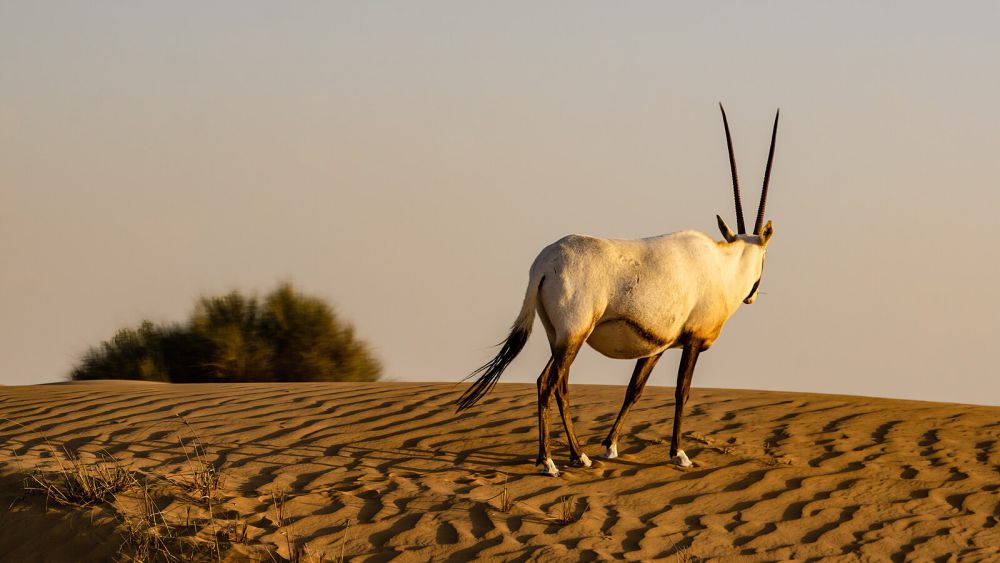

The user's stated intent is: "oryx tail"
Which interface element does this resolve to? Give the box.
[456,275,543,411]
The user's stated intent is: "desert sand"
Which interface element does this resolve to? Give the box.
[1,381,998,561]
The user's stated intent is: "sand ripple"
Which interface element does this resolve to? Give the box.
[2,381,998,561]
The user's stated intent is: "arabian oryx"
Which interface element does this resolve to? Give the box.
[457,105,779,476]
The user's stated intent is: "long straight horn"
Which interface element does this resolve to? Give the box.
[719,103,746,234]
[754,109,780,235]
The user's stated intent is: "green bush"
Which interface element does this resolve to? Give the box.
[71,284,382,383]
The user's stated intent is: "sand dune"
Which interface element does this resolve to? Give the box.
[1,381,998,561]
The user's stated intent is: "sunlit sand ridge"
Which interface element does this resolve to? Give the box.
[1,381,998,561]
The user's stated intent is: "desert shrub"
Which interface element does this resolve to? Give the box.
[71,284,381,383]
[72,321,174,382]
[259,284,382,382]
[189,291,273,382]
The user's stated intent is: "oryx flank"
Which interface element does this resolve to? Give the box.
[457,105,779,476]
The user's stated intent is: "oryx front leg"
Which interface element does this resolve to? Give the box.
[601,353,662,459]
[670,344,702,468]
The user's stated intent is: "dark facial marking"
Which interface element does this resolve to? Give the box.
[745,278,761,302]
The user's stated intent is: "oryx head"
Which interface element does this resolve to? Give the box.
[714,104,778,304]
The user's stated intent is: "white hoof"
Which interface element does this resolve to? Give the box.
[577,453,592,468]
[672,450,693,468]
[599,444,618,459]
[538,458,560,477]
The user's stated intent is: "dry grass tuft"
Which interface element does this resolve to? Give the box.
[4,416,134,508]
[118,481,182,562]
[176,415,223,502]
[486,473,514,513]
[270,488,287,528]
[498,480,514,512]
[552,495,582,525]
[685,432,714,445]
[4,414,335,562]
[174,414,226,560]
[336,519,351,563]
[230,519,250,545]
[19,448,135,508]
[673,546,698,562]
[270,488,302,561]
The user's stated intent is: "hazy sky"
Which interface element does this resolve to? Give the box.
[2,3,998,405]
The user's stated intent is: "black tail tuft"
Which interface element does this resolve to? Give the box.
[456,327,530,411]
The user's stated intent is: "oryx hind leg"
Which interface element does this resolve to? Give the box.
[601,353,662,459]
[554,362,590,468]
[534,274,594,476]
[536,337,586,476]
[535,357,559,475]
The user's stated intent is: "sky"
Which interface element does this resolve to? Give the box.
[2,2,998,405]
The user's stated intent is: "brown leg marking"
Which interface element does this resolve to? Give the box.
[535,357,555,466]
[554,369,586,464]
[670,343,702,458]
[602,353,663,449]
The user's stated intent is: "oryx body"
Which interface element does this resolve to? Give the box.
[537,230,766,361]
[457,105,780,476]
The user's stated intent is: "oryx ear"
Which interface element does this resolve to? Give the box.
[716,215,737,243]
[760,220,774,245]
